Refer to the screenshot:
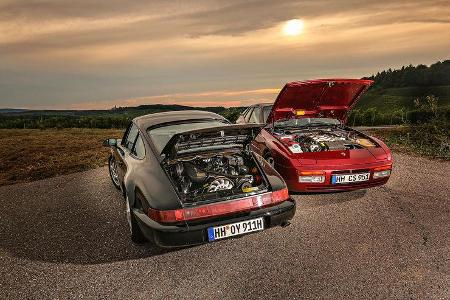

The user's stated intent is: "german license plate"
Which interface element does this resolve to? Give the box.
[332,173,370,184]
[207,217,264,242]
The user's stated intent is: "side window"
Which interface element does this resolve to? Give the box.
[132,134,146,159]
[248,107,261,123]
[244,108,254,122]
[124,124,139,150]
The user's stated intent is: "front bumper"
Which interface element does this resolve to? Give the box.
[133,198,296,248]
[278,162,392,193]
[289,177,389,192]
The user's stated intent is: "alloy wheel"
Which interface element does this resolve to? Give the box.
[109,157,120,186]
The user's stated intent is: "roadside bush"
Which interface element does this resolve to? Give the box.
[407,96,449,158]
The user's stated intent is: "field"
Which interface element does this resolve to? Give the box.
[0,129,123,186]
[1,126,446,187]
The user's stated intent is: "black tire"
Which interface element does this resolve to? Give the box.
[264,152,275,167]
[108,155,121,190]
[126,195,147,244]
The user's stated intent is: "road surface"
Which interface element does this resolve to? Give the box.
[1,153,449,299]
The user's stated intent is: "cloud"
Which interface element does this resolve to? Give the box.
[62,88,281,110]
[0,0,449,109]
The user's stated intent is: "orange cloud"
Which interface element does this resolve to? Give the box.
[64,88,281,110]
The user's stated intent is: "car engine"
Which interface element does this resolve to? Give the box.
[166,151,264,201]
[273,127,377,153]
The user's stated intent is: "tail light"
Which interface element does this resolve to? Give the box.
[148,188,290,223]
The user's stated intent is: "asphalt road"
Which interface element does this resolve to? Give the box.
[1,153,449,299]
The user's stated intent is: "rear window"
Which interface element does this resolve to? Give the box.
[147,120,227,154]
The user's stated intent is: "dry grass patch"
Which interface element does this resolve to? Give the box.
[0,128,123,186]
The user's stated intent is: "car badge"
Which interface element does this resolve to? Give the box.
[256,195,263,207]
[220,130,225,137]
[341,152,346,156]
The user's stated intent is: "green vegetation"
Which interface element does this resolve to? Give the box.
[349,59,450,126]
[368,96,449,160]
[356,86,450,111]
[365,60,450,89]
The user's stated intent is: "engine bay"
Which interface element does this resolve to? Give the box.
[165,150,266,202]
[272,127,377,153]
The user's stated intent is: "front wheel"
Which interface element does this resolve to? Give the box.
[126,196,147,244]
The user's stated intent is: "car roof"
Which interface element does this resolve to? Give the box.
[133,110,227,129]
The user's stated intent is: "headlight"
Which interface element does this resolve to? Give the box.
[373,170,391,179]
[373,164,392,179]
[299,171,325,183]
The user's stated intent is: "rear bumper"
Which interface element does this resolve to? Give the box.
[133,199,296,248]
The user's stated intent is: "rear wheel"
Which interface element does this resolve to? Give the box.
[126,195,147,244]
[108,156,121,190]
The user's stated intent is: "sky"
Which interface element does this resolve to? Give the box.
[0,0,449,110]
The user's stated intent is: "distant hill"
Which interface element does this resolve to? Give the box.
[0,104,245,129]
[0,108,29,113]
[357,60,450,110]
[0,104,236,117]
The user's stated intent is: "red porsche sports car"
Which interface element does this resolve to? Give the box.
[236,79,392,192]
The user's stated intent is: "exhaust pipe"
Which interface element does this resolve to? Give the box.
[281,221,291,228]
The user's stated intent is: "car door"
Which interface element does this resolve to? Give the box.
[115,122,139,183]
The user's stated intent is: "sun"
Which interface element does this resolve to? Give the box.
[283,19,304,36]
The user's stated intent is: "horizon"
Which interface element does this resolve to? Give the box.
[1,0,449,110]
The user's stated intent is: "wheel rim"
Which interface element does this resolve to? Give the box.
[109,158,120,186]
[266,156,275,167]
[125,197,132,233]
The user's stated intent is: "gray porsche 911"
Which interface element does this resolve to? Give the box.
[103,110,295,247]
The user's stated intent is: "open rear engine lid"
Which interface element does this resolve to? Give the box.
[161,124,262,159]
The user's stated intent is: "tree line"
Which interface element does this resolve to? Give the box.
[0,107,244,129]
[365,60,450,89]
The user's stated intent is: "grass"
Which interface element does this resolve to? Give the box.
[357,85,450,111]
[0,128,123,186]
[367,126,449,160]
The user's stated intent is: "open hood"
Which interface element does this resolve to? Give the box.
[266,79,373,123]
[161,124,262,159]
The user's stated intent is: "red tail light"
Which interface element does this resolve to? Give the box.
[148,188,290,223]
[272,188,289,203]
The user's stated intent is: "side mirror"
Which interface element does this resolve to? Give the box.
[103,138,117,147]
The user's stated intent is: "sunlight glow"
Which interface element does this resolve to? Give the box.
[283,19,304,36]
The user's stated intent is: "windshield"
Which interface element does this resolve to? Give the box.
[262,105,273,123]
[274,117,341,128]
[148,120,227,154]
